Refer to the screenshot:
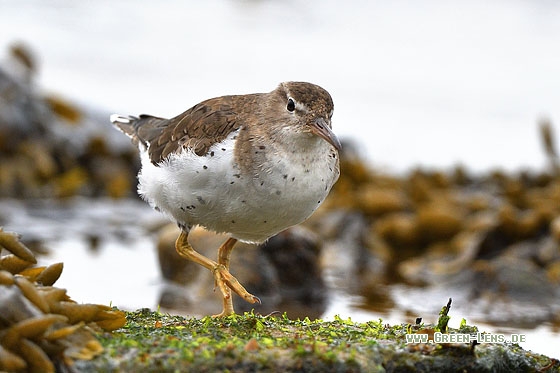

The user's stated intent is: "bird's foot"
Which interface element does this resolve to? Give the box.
[211,309,234,318]
[212,264,261,305]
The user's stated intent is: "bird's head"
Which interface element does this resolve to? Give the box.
[271,81,341,151]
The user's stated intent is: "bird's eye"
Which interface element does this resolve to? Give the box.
[286,98,295,112]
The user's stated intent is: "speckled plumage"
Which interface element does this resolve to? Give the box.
[111,81,340,316]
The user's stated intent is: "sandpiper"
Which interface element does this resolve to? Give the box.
[111,82,341,316]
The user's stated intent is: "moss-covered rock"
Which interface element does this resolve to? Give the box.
[77,309,559,372]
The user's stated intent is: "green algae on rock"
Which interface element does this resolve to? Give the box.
[77,309,559,372]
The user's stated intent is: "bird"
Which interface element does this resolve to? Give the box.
[111,81,341,316]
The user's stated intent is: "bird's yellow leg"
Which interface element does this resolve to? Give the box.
[214,237,237,317]
[174,231,260,317]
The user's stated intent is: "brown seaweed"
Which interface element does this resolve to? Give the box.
[0,228,126,372]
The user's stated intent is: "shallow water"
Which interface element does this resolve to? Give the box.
[0,198,558,359]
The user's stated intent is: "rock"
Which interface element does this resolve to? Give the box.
[463,256,560,327]
[75,309,560,373]
[236,226,327,319]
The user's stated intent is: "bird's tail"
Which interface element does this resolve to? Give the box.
[110,114,139,140]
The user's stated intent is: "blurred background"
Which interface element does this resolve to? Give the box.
[1,0,559,360]
[2,0,560,172]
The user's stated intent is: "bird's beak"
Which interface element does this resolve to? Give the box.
[310,118,342,150]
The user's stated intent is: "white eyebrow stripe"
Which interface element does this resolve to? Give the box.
[294,100,308,112]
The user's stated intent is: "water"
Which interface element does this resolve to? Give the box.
[1,0,560,172]
[0,198,166,309]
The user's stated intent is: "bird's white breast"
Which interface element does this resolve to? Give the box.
[137,130,339,243]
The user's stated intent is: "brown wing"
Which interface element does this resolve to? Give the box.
[113,95,242,165]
